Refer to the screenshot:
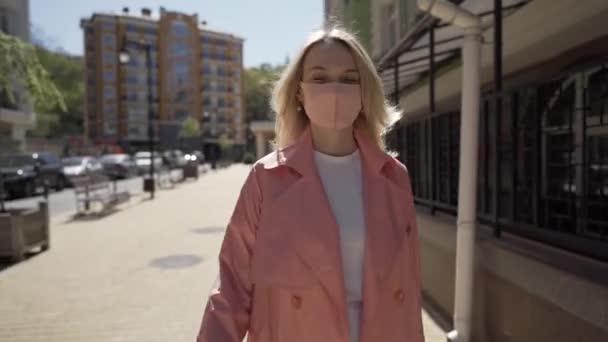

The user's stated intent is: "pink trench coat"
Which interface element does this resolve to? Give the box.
[197,126,424,342]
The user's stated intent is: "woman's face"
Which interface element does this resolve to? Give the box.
[301,40,360,87]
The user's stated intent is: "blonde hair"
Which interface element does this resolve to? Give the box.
[271,26,400,149]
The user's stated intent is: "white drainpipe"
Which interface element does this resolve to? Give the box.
[416,1,482,342]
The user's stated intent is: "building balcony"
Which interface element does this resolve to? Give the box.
[0,105,35,126]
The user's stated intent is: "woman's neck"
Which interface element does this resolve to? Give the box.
[310,124,357,156]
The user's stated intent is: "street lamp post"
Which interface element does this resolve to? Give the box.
[120,39,155,199]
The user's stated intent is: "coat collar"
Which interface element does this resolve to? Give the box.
[262,124,393,177]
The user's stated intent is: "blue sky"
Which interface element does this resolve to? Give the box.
[30,0,323,67]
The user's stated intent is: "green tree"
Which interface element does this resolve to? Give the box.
[32,46,84,137]
[244,63,285,122]
[179,116,201,138]
[0,31,65,112]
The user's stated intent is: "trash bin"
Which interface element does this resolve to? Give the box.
[182,162,199,179]
[143,176,156,192]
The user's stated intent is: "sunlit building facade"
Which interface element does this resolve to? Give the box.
[80,7,244,151]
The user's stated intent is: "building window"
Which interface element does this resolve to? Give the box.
[102,22,115,30]
[103,70,115,82]
[174,110,189,120]
[171,20,189,37]
[171,41,189,57]
[126,23,137,32]
[382,2,398,54]
[104,86,115,99]
[396,61,608,260]
[104,121,117,135]
[1,8,10,33]
[102,33,115,45]
[103,51,116,64]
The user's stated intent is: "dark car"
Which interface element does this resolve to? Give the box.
[0,152,66,199]
[187,150,205,164]
[99,154,138,179]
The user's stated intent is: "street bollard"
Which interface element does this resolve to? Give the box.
[42,179,49,200]
[84,179,90,211]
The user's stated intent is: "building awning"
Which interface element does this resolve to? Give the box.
[379,0,608,119]
[376,0,530,104]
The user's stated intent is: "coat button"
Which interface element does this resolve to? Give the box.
[291,295,302,309]
[394,288,405,303]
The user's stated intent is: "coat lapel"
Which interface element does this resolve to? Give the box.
[264,126,349,335]
[263,125,410,340]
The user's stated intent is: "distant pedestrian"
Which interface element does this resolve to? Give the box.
[197,25,423,342]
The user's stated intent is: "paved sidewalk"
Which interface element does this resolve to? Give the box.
[0,164,445,342]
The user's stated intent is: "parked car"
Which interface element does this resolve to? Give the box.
[62,156,103,179]
[134,151,164,175]
[162,150,188,169]
[0,152,66,199]
[188,150,205,164]
[99,154,138,179]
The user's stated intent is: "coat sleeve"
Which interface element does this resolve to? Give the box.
[402,165,425,342]
[197,167,262,342]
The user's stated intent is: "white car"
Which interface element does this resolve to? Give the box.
[62,156,103,177]
[134,151,164,174]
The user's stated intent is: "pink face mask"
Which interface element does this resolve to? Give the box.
[300,82,362,129]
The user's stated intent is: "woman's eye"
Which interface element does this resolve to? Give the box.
[342,78,359,84]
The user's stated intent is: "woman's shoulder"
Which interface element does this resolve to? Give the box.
[382,152,412,186]
[251,147,290,171]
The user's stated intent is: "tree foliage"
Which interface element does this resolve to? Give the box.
[179,116,201,138]
[244,63,285,123]
[32,46,84,137]
[0,31,65,113]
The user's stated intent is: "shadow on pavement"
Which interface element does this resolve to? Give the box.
[0,249,46,273]
[60,193,148,225]
[190,227,226,235]
[62,207,124,223]
[149,254,204,269]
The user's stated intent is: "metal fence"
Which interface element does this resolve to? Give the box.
[391,60,608,261]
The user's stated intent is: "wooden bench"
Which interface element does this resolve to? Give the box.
[70,173,131,216]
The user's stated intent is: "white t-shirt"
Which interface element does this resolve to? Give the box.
[313,149,365,342]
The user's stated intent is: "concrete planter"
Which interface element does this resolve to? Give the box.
[0,202,50,261]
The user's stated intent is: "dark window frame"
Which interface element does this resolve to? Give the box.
[394,59,608,261]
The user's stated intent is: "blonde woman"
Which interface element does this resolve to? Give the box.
[197,26,423,342]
